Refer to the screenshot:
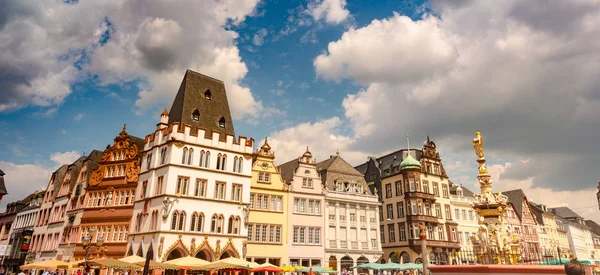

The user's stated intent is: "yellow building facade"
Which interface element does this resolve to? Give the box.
[246,139,289,266]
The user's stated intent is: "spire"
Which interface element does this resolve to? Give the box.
[119,124,128,137]
[161,109,169,116]
[400,134,420,171]
[302,146,312,158]
[257,137,274,158]
[261,137,271,150]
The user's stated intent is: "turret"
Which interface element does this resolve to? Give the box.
[157,109,169,130]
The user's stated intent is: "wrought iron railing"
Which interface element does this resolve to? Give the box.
[452,247,571,265]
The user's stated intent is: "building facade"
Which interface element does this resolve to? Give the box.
[129,70,254,263]
[551,207,594,260]
[319,153,382,274]
[74,126,143,259]
[3,191,43,272]
[449,184,478,262]
[356,137,459,266]
[504,190,541,262]
[245,139,289,266]
[278,148,325,268]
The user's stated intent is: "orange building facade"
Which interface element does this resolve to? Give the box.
[73,126,143,259]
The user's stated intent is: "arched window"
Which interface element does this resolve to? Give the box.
[192,109,200,121]
[204,89,211,100]
[199,150,205,167]
[218,117,226,128]
[217,215,224,233]
[233,216,240,235]
[237,158,243,173]
[171,212,178,230]
[216,154,222,170]
[205,151,211,168]
[178,212,185,231]
[190,213,197,231]
[429,252,437,265]
[400,252,410,264]
[210,215,217,233]
[233,157,238,173]
[188,148,194,165]
[182,147,188,164]
[227,216,234,234]
[221,154,226,170]
[197,213,204,232]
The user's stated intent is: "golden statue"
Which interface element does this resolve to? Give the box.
[473,131,485,159]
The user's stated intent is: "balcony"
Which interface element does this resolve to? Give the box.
[405,192,436,201]
[361,241,368,249]
[340,240,348,249]
[408,239,460,253]
[351,241,358,249]
[407,214,440,224]
[329,240,337,248]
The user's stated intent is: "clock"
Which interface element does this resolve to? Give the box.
[261,162,269,170]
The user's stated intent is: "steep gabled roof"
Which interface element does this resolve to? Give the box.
[277,158,299,184]
[168,70,235,138]
[317,155,371,194]
[585,220,600,235]
[550,207,583,220]
[0,168,7,196]
[503,189,527,219]
[529,202,545,226]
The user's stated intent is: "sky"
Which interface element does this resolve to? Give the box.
[1,0,600,223]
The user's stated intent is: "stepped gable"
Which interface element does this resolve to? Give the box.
[317,155,371,194]
[168,69,235,139]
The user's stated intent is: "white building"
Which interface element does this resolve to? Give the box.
[551,207,594,260]
[3,191,43,271]
[318,154,382,274]
[129,70,254,263]
[449,184,479,259]
[278,148,326,268]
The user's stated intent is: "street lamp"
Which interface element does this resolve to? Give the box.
[82,227,105,274]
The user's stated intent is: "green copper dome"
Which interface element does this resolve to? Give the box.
[400,152,421,170]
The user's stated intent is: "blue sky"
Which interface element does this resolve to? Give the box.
[1,0,600,222]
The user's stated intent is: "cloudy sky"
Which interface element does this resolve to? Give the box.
[1,0,599,222]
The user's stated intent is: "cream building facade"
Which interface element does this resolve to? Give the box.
[449,184,478,260]
[278,148,325,268]
[129,70,254,262]
[246,139,289,266]
[318,153,382,274]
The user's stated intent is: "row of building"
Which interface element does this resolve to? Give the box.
[0,70,598,273]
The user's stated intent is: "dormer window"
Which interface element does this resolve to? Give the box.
[218,117,226,128]
[204,89,212,100]
[192,109,200,121]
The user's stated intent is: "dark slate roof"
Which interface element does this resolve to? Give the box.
[503,189,527,219]
[550,207,583,220]
[18,190,44,212]
[317,155,371,194]
[277,158,299,184]
[529,203,545,226]
[449,181,475,197]
[0,168,7,195]
[585,220,600,235]
[52,155,87,198]
[130,136,145,151]
[168,70,235,139]
[51,165,69,195]
[374,149,423,177]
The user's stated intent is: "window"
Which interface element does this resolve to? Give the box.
[155,176,164,196]
[188,148,194,165]
[249,194,255,209]
[422,181,429,194]
[379,206,383,221]
[194,179,206,197]
[455,209,460,220]
[458,232,463,244]
[220,154,226,170]
[435,204,442,218]
[214,182,226,200]
[176,177,189,196]
[302,178,313,188]
[204,89,211,100]
[385,183,392,198]
[445,205,451,220]
[425,203,431,216]
[438,226,444,240]
[233,157,243,173]
[388,224,396,242]
[146,153,152,170]
[397,203,404,218]
[182,147,188,164]
[433,182,439,196]
[350,213,356,221]
[451,228,457,241]
[292,226,320,244]
[171,212,178,230]
[386,204,394,219]
[178,212,185,231]
[395,181,402,196]
[469,210,474,221]
[218,117,226,128]
[192,109,200,121]
[462,210,467,220]
[442,184,449,198]
[248,225,253,241]
[231,184,242,202]
[399,225,406,241]
[409,178,415,191]
[258,172,270,183]
[216,154,222,170]
[141,181,147,199]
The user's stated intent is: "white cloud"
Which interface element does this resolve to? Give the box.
[314,13,457,85]
[253,28,268,46]
[0,0,266,119]
[310,0,600,194]
[0,161,53,210]
[73,113,85,121]
[307,97,324,103]
[308,0,350,24]
[50,151,81,166]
